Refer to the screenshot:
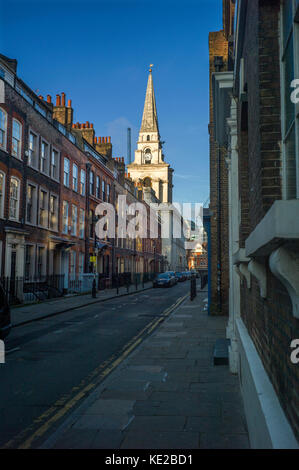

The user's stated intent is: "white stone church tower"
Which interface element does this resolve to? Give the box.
[127,66,173,204]
[128,67,186,272]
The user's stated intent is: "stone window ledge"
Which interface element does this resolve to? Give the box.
[245,200,299,258]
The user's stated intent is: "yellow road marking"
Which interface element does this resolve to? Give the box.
[3,292,188,449]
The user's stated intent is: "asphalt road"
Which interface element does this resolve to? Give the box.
[0,282,189,449]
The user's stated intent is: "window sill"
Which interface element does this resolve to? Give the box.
[245,200,299,257]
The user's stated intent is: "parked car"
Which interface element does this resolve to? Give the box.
[153,273,176,288]
[0,282,11,340]
[165,271,178,284]
[175,272,186,282]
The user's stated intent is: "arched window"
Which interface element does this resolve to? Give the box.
[147,135,150,141]
[0,108,7,151]
[143,177,152,188]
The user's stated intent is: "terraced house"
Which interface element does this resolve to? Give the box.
[0,53,162,302]
[211,0,299,449]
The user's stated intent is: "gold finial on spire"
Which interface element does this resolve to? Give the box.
[149,64,154,72]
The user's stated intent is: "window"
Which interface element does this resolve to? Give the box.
[281,0,299,198]
[71,205,77,236]
[73,164,78,191]
[62,201,69,234]
[0,172,5,218]
[64,157,70,187]
[51,149,59,180]
[28,131,38,168]
[0,108,7,150]
[40,141,49,174]
[70,251,76,275]
[25,245,34,280]
[39,189,48,228]
[26,183,37,224]
[9,177,20,220]
[102,180,106,201]
[12,119,22,158]
[90,170,94,195]
[80,169,86,195]
[50,194,58,231]
[79,253,84,273]
[37,246,46,278]
[96,176,101,199]
[79,208,85,238]
[147,135,150,141]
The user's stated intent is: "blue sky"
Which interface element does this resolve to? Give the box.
[0,0,222,204]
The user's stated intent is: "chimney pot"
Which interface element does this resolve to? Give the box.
[86,121,90,128]
[105,137,107,143]
[56,94,61,106]
[72,124,76,128]
[61,92,66,106]
[39,95,43,100]
[91,123,93,128]
[46,95,51,103]
[108,136,111,143]
[67,99,72,107]
[94,137,97,144]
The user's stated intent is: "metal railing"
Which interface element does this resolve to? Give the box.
[0,275,65,305]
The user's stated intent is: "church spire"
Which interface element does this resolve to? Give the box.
[140,65,160,134]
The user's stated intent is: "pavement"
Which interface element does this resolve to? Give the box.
[11,281,154,327]
[42,287,250,450]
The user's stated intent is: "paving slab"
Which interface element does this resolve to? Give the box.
[45,289,250,449]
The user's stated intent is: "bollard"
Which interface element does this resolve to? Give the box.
[92,277,97,298]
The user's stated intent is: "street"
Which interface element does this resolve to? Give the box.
[0,283,189,449]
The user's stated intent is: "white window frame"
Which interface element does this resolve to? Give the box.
[9,176,20,221]
[280,0,299,199]
[12,118,22,159]
[0,171,5,219]
[62,200,69,234]
[49,192,59,232]
[0,107,7,152]
[73,163,78,192]
[26,180,38,226]
[38,187,49,228]
[40,139,50,175]
[80,169,86,196]
[50,146,60,181]
[71,204,78,236]
[28,129,39,169]
[79,208,85,238]
[64,157,70,187]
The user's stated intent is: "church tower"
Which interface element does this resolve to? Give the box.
[128,66,173,203]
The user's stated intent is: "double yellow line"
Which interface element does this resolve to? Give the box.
[3,292,188,449]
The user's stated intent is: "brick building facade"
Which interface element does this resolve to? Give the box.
[0,53,162,301]
[208,0,235,315]
[212,0,299,448]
